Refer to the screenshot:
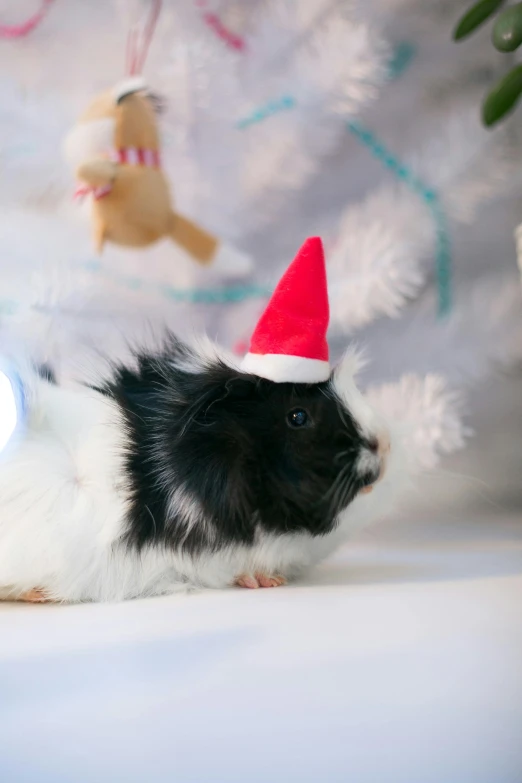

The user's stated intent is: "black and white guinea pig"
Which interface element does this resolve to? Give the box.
[0,336,394,603]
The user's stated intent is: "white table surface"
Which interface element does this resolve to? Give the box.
[1,375,521,783]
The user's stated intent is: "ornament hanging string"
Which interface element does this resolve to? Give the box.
[0,0,54,39]
[126,0,162,76]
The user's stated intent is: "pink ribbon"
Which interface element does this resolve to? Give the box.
[0,0,54,39]
[126,0,162,76]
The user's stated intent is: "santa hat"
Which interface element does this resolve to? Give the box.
[241,236,330,383]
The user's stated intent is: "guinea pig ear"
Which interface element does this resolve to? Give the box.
[223,375,258,401]
[179,371,253,431]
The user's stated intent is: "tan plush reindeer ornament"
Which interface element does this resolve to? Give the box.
[64,76,251,276]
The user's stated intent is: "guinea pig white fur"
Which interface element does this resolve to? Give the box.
[0,338,401,603]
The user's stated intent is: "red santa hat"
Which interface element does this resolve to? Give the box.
[241,236,330,383]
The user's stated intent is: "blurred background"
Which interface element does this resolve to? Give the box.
[0,1,521,781]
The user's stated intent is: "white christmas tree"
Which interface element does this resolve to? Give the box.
[1,0,521,487]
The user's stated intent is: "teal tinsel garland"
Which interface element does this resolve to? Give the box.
[346,119,452,317]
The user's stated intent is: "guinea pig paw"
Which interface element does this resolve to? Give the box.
[235,575,260,589]
[255,573,287,588]
[16,588,50,603]
[234,574,287,589]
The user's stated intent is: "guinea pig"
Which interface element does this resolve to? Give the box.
[0,237,395,603]
[0,337,393,603]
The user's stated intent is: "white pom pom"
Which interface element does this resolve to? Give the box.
[366,373,468,471]
[328,187,431,331]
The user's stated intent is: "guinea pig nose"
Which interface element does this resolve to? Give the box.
[367,437,379,454]
[368,432,391,457]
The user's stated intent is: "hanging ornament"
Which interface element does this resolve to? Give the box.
[63,0,252,276]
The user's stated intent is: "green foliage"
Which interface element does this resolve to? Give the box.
[492,3,522,50]
[482,63,522,124]
[453,0,505,40]
[454,0,522,126]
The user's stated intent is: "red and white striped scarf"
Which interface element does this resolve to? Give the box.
[74,147,161,201]
[109,147,161,167]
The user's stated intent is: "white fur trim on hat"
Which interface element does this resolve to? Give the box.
[241,353,330,383]
[113,76,147,103]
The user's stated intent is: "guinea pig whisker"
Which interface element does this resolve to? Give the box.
[339,479,358,513]
[329,482,348,515]
[324,462,350,496]
[324,458,362,514]
[333,448,357,466]
[324,462,353,507]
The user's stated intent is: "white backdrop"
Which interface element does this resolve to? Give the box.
[0,3,521,780]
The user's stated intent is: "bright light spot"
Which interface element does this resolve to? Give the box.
[0,371,18,453]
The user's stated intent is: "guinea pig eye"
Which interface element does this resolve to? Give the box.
[287,408,310,428]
